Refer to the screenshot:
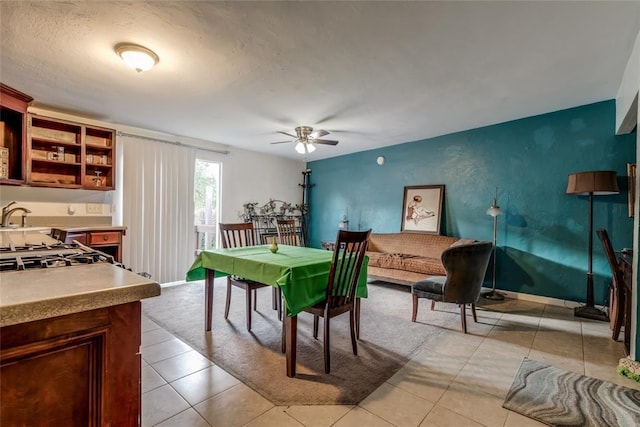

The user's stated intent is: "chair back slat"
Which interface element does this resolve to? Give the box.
[276,219,301,246]
[326,229,371,310]
[219,223,257,248]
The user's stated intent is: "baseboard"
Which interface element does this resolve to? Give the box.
[161,280,188,288]
[483,288,609,312]
[492,289,578,308]
[160,279,598,311]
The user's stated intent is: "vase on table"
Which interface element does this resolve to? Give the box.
[270,237,279,253]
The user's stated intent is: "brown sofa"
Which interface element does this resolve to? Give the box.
[366,232,474,286]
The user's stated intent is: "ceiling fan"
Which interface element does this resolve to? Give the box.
[270,126,339,154]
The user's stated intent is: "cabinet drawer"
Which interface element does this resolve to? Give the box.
[89,232,120,245]
[64,232,87,245]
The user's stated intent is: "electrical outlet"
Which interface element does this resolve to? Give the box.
[86,203,103,214]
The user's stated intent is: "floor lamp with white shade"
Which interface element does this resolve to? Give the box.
[484,187,505,300]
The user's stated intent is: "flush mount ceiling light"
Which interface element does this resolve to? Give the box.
[115,43,159,73]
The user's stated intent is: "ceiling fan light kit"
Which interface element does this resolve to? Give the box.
[295,141,316,154]
[271,126,339,154]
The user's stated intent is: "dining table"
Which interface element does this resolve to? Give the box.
[186,244,368,377]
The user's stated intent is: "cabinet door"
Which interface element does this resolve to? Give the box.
[1,330,106,426]
[0,302,142,426]
[0,84,33,185]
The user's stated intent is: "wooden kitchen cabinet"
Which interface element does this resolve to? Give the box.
[0,302,142,426]
[0,83,33,185]
[27,114,116,190]
[51,227,126,262]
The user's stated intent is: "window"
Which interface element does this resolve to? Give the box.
[194,159,220,252]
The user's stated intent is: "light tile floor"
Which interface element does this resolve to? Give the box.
[141,296,638,426]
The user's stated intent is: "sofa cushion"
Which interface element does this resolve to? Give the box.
[368,233,459,259]
[367,252,446,276]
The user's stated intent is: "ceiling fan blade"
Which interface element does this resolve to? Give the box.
[313,139,339,146]
[270,140,293,145]
[277,131,298,138]
[309,129,329,139]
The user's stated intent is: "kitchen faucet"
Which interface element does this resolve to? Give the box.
[1,201,32,227]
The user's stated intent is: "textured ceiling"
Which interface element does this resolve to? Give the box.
[1,1,639,160]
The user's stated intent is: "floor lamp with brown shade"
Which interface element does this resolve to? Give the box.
[566,170,619,321]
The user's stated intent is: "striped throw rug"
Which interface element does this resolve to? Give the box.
[503,358,640,426]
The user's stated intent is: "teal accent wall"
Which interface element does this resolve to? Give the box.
[308,100,635,304]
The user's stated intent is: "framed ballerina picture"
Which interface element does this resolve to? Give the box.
[401,185,445,234]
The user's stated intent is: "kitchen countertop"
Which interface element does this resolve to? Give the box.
[0,263,160,327]
[51,225,127,232]
[0,230,59,247]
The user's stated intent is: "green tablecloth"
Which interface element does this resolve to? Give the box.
[186,245,368,316]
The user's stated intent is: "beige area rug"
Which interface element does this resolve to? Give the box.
[142,279,449,405]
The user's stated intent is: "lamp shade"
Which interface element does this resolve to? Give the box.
[486,204,504,217]
[566,171,619,195]
[294,142,306,154]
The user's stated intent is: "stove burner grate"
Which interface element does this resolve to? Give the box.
[0,242,122,271]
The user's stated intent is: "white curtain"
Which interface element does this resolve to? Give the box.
[117,134,196,284]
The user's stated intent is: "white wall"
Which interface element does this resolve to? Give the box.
[197,148,306,222]
[616,30,640,135]
[616,27,640,360]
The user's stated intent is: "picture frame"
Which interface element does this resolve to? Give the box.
[628,162,636,218]
[401,185,445,234]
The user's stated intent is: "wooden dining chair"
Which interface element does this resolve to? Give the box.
[219,222,270,331]
[275,218,301,246]
[303,229,371,373]
[272,219,302,319]
[596,229,625,341]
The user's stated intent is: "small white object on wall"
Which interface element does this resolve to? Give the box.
[376,156,385,165]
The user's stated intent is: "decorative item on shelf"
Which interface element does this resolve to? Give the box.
[270,237,279,253]
[0,147,8,179]
[46,146,65,162]
[483,187,505,300]
[87,154,94,164]
[566,170,619,321]
[93,171,103,187]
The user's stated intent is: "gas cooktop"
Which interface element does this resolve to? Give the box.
[0,240,121,272]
